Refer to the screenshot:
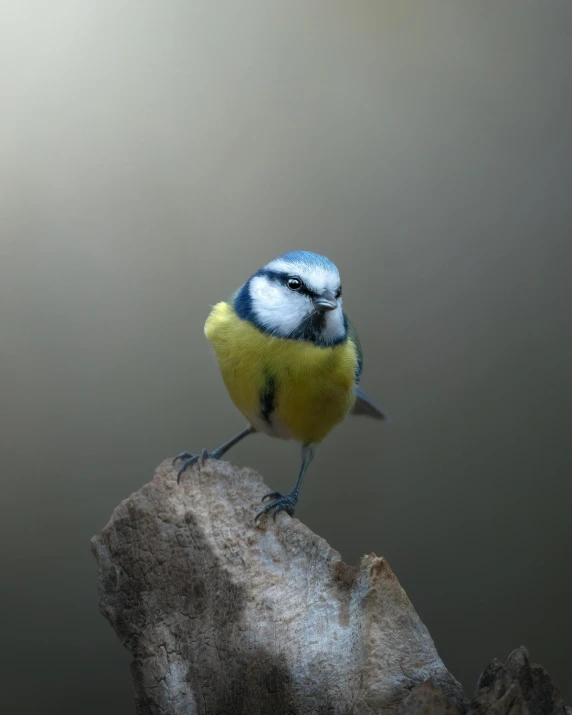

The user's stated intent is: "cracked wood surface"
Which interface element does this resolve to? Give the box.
[92,458,466,713]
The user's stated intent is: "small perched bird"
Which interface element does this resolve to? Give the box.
[174,251,386,521]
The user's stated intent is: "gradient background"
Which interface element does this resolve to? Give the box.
[2,1,571,712]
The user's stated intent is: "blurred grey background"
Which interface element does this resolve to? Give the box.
[1,1,571,712]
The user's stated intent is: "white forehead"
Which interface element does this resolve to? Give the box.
[266,257,340,292]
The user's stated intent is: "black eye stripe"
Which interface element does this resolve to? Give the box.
[298,283,319,298]
[255,268,341,300]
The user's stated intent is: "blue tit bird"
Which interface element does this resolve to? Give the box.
[174,250,387,521]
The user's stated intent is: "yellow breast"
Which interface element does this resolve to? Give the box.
[204,302,358,444]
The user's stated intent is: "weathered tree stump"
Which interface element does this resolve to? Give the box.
[91,459,569,715]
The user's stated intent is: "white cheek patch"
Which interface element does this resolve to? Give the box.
[249,275,312,335]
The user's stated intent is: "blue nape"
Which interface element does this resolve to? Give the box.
[233,282,255,324]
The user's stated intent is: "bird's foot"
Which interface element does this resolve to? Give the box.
[173,448,215,483]
[255,490,298,523]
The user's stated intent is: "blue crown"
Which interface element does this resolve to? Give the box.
[274,251,337,270]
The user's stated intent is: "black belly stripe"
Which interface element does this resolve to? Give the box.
[260,373,276,425]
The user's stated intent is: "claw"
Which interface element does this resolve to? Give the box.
[173,451,195,466]
[175,447,219,483]
[198,447,209,467]
[255,492,298,523]
[176,453,202,484]
[261,490,283,502]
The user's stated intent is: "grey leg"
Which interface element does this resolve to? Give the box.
[174,425,256,483]
[255,444,314,522]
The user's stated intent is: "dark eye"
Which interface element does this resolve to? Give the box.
[287,277,303,291]
[335,286,342,298]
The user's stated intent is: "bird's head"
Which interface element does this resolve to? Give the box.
[234,251,346,346]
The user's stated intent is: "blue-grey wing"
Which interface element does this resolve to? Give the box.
[345,313,363,383]
[351,386,388,420]
[345,313,388,420]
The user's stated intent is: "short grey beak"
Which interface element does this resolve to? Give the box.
[314,290,338,312]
